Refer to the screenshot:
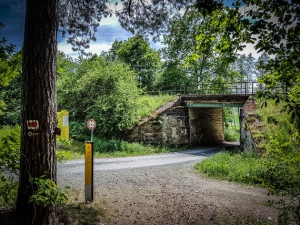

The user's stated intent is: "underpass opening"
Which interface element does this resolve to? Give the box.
[186,100,245,147]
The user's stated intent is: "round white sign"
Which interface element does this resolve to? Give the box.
[87,119,96,130]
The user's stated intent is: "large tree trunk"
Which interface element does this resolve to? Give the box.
[16,0,59,224]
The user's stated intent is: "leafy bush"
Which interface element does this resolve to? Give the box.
[29,175,69,207]
[69,121,89,141]
[261,152,300,224]
[224,129,239,141]
[91,137,172,157]
[93,138,123,153]
[256,101,300,224]
[0,125,72,207]
[56,150,71,164]
[0,125,20,207]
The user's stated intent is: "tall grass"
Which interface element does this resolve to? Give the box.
[224,128,240,141]
[92,138,173,157]
[135,94,177,118]
[58,138,175,159]
[195,150,265,185]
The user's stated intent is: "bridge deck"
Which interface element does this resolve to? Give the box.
[181,94,250,108]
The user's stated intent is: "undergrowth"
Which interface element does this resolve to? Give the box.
[59,138,178,158]
[196,100,300,224]
[195,150,264,185]
[135,94,177,119]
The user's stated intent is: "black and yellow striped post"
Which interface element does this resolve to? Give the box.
[85,141,93,202]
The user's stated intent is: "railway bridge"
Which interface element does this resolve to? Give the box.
[126,82,261,149]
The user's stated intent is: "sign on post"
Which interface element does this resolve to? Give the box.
[57,110,69,140]
[85,119,96,202]
[87,119,96,141]
[85,141,93,202]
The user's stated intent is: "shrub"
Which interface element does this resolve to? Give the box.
[224,129,239,141]
[0,125,20,207]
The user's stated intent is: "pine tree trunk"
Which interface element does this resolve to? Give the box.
[16,0,59,224]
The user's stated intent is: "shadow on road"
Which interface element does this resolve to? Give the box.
[177,141,240,157]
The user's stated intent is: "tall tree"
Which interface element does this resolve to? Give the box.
[17,0,59,223]
[115,35,161,91]
[0,23,20,116]
[17,1,193,224]
[194,0,300,128]
[161,7,241,92]
[232,53,256,82]
[255,52,270,80]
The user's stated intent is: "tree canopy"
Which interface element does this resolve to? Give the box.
[58,54,142,139]
[192,0,300,128]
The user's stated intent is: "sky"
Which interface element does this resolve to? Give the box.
[0,0,164,58]
[0,0,259,59]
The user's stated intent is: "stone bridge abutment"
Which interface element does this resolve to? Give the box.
[125,95,254,149]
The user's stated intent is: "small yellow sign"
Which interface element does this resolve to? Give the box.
[57,110,69,140]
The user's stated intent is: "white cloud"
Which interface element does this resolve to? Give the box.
[58,39,114,57]
[58,15,164,58]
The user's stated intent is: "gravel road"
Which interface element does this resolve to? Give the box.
[57,142,278,225]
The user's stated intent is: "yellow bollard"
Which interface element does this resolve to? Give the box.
[85,141,93,202]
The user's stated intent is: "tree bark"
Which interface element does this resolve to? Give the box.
[16,0,59,224]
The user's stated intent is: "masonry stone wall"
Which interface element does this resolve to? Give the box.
[189,107,224,146]
[125,99,226,146]
[126,96,258,147]
[125,99,190,146]
[240,98,260,152]
[240,108,256,152]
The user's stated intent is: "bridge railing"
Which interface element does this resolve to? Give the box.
[148,82,264,96]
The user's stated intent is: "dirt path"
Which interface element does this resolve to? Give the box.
[57,146,278,225]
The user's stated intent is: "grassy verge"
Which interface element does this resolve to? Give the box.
[135,94,178,118]
[224,128,239,141]
[57,139,180,160]
[195,150,264,185]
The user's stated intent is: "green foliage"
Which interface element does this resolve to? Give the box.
[135,94,177,119]
[0,125,20,174]
[231,53,256,82]
[224,108,240,141]
[0,23,19,88]
[58,55,143,139]
[92,137,172,157]
[224,129,239,141]
[29,175,69,207]
[0,125,20,207]
[256,100,300,224]
[114,35,161,91]
[81,57,142,138]
[56,150,71,164]
[195,151,264,185]
[0,73,21,126]
[0,26,22,117]
[257,101,299,153]
[193,0,300,129]
[192,1,253,65]
[156,61,189,89]
[162,8,241,90]
[262,152,300,224]
[0,175,18,207]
